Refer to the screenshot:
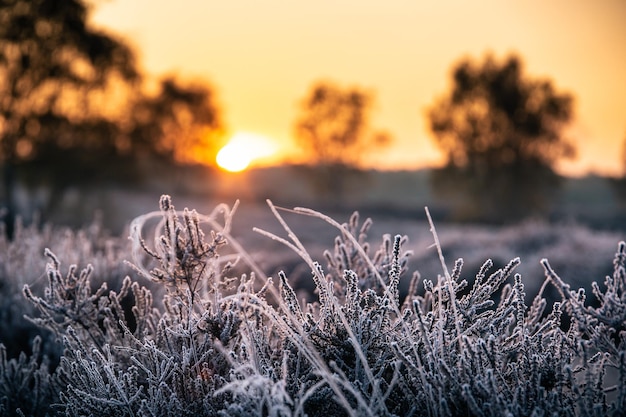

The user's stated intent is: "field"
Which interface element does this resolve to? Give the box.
[1,168,625,416]
[24,166,625,299]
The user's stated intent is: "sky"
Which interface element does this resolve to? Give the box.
[91,0,626,176]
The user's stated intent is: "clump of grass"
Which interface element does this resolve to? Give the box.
[0,195,624,416]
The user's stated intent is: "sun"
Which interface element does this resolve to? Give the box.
[216,143,250,172]
[216,132,277,172]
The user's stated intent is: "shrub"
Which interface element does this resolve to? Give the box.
[0,195,624,416]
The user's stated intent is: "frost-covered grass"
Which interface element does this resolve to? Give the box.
[1,195,625,416]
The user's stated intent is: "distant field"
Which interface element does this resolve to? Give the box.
[24,184,623,304]
[9,166,624,301]
[25,166,625,231]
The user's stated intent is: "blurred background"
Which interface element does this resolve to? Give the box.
[1,0,625,287]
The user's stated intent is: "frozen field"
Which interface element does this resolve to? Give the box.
[27,185,626,304]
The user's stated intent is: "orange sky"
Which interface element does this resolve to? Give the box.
[92,0,626,176]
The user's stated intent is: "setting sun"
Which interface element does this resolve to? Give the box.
[216,132,277,172]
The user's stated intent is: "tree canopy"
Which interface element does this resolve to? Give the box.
[294,81,390,168]
[125,76,223,164]
[293,81,390,199]
[427,53,575,221]
[0,0,224,235]
[429,54,574,172]
[0,0,138,164]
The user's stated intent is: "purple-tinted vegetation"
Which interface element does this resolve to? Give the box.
[0,195,625,416]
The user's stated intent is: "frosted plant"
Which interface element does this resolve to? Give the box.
[0,215,133,362]
[20,196,294,416]
[253,204,626,416]
[0,195,623,416]
[0,336,58,417]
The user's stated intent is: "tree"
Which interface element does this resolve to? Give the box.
[0,0,137,235]
[294,81,390,197]
[125,76,224,165]
[0,0,225,235]
[427,53,575,222]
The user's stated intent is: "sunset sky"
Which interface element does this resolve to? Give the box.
[91,0,626,176]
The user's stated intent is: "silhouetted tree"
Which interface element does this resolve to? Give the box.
[0,1,226,234]
[125,76,223,164]
[427,53,575,222]
[294,81,390,198]
[0,0,137,236]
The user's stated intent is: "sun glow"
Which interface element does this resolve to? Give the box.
[216,132,277,172]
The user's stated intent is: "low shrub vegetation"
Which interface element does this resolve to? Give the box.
[1,195,625,416]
